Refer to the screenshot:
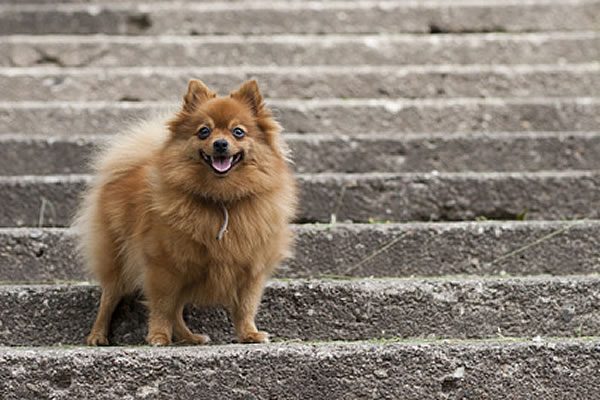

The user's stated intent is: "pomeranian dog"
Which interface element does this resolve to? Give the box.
[74,79,297,346]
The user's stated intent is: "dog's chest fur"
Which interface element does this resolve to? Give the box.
[143,192,291,305]
[149,182,289,263]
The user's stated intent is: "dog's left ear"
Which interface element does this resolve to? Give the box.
[230,80,264,116]
[232,80,284,154]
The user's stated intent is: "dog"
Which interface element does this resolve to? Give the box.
[74,79,297,345]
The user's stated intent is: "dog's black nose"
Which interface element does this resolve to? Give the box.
[213,139,229,154]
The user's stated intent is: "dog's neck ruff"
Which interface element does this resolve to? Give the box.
[217,202,229,240]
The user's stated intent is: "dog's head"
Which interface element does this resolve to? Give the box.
[162,79,289,201]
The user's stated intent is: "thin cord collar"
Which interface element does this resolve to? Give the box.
[216,202,229,240]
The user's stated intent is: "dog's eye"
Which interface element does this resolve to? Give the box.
[232,127,245,139]
[197,126,211,139]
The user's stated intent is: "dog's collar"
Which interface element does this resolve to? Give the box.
[216,202,229,240]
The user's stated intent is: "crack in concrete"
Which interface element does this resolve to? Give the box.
[344,232,409,275]
[33,47,65,68]
[38,197,58,228]
[78,47,110,68]
[488,220,585,266]
[330,183,347,225]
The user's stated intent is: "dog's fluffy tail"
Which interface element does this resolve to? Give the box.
[90,116,171,186]
[72,116,171,276]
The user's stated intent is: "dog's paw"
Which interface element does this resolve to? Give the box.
[179,333,211,345]
[239,331,270,344]
[146,333,172,346]
[86,332,109,346]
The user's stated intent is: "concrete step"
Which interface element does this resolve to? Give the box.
[2,98,600,135]
[3,132,600,176]
[1,1,598,35]
[2,171,599,227]
[3,33,599,67]
[2,0,466,1]
[4,0,348,2]
[1,276,599,345]
[1,0,338,2]
[3,64,600,101]
[2,221,599,282]
[2,338,600,399]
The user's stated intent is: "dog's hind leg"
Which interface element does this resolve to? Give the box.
[173,303,210,345]
[85,235,126,346]
[86,279,124,346]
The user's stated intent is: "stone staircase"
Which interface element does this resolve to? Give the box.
[1,0,600,398]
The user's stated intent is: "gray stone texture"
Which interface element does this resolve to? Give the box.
[2,132,600,175]
[3,65,600,101]
[2,339,600,400]
[1,171,599,226]
[2,98,600,135]
[1,0,600,396]
[1,277,599,345]
[1,1,599,35]
[2,221,600,282]
[2,33,598,68]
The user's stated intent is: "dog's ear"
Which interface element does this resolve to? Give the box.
[182,79,216,112]
[230,80,264,116]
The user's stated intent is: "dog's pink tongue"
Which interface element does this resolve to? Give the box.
[212,156,233,172]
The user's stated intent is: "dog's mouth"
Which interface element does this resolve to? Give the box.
[200,151,244,175]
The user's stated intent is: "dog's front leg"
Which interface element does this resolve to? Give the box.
[231,273,270,343]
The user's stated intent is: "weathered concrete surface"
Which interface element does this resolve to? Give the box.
[3,0,287,2]
[2,339,600,400]
[0,135,99,176]
[2,221,600,281]
[0,0,276,2]
[0,175,88,227]
[297,171,600,223]
[2,33,599,68]
[3,64,600,101]
[285,222,600,278]
[3,132,600,175]
[2,98,600,135]
[1,277,600,345]
[0,228,82,282]
[1,171,599,227]
[0,0,598,396]
[1,1,599,35]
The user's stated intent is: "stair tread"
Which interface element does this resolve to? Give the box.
[3,337,600,399]
[1,0,598,35]
[2,97,600,135]
[2,63,599,101]
[1,275,599,345]
[2,220,600,280]
[3,33,599,68]
[1,171,600,226]
[4,131,600,175]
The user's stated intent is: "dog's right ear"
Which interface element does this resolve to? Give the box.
[169,80,216,136]
[182,79,216,112]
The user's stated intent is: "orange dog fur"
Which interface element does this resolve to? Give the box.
[74,79,297,346]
